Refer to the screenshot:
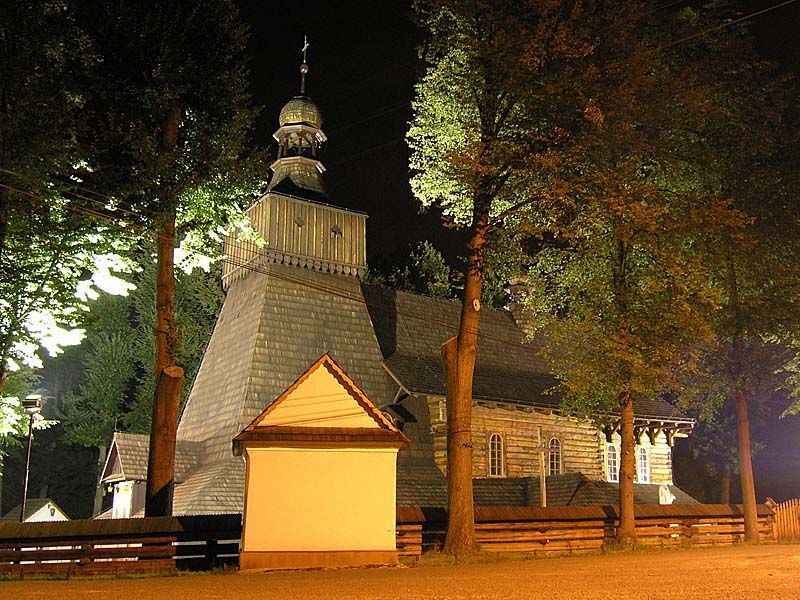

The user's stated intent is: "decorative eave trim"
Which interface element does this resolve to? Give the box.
[272,123,327,143]
[269,154,327,174]
[222,251,366,289]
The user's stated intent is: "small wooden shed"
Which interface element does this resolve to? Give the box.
[233,354,409,571]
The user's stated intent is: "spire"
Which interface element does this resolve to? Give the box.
[268,36,327,200]
[300,35,309,95]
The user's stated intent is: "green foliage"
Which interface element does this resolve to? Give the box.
[0,368,41,452]
[61,294,136,448]
[0,1,126,385]
[123,255,223,432]
[61,250,222,445]
[76,0,265,237]
[367,241,454,299]
[514,3,759,417]
[408,0,604,227]
[662,5,800,419]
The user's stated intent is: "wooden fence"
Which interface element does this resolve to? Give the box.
[396,504,776,557]
[0,504,782,577]
[769,498,800,541]
[0,514,241,579]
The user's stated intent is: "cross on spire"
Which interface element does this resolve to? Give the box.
[300,35,309,95]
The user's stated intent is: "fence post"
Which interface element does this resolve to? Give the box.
[205,538,219,569]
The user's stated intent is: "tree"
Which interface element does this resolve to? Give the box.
[365,240,453,298]
[61,291,136,515]
[0,367,40,514]
[408,0,619,554]
[666,3,800,541]
[515,2,777,544]
[61,249,223,515]
[0,0,126,394]
[76,0,261,516]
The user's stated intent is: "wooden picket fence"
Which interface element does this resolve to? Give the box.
[396,504,776,557]
[769,498,800,541]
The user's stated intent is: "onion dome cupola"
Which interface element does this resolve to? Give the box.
[267,37,327,200]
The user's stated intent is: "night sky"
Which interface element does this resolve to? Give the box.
[238,0,464,269]
[237,0,800,269]
[236,1,800,500]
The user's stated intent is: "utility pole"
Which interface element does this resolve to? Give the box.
[537,426,547,508]
[20,395,42,523]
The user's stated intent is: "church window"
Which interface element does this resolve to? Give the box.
[607,444,619,483]
[637,446,650,483]
[548,438,562,475]
[488,433,504,477]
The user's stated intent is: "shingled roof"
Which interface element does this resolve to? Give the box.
[172,458,246,515]
[101,432,204,484]
[177,265,398,463]
[397,471,698,508]
[1,498,69,522]
[362,284,683,419]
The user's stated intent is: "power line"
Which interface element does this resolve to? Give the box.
[659,0,800,50]
[4,181,544,357]
[5,0,797,356]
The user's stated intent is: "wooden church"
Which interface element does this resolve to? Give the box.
[100,54,698,519]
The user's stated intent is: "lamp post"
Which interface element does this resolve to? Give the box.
[19,395,42,524]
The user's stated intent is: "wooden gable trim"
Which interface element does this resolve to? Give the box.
[235,426,408,448]
[238,353,404,436]
[322,356,400,432]
[100,438,123,483]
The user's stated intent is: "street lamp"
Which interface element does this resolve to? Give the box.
[19,395,42,524]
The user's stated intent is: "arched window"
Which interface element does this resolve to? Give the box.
[637,446,650,483]
[607,444,619,483]
[488,433,504,477]
[548,438,562,475]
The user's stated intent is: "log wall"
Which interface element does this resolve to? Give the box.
[426,396,674,484]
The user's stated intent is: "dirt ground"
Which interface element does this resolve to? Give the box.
[2,544,800,600]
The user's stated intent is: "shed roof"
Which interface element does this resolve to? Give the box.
[172,457,246,516]
[396,471,698,508]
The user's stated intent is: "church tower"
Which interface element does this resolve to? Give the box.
[174,41,395,505]
[221,42,366,287]
[267,41,327,198]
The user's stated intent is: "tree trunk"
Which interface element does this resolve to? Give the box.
[0,71,9,265]
[92,444,107,517]
[617,389,636,545]
[736,386,759,541]
[611,234,636,545]
[0,83,10,396]
[145,106,182,517]
[154,209,178,373]
[725,249,759,542]
[442,216,489,557]
[719,464,731,504]
[145,366,184,517]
